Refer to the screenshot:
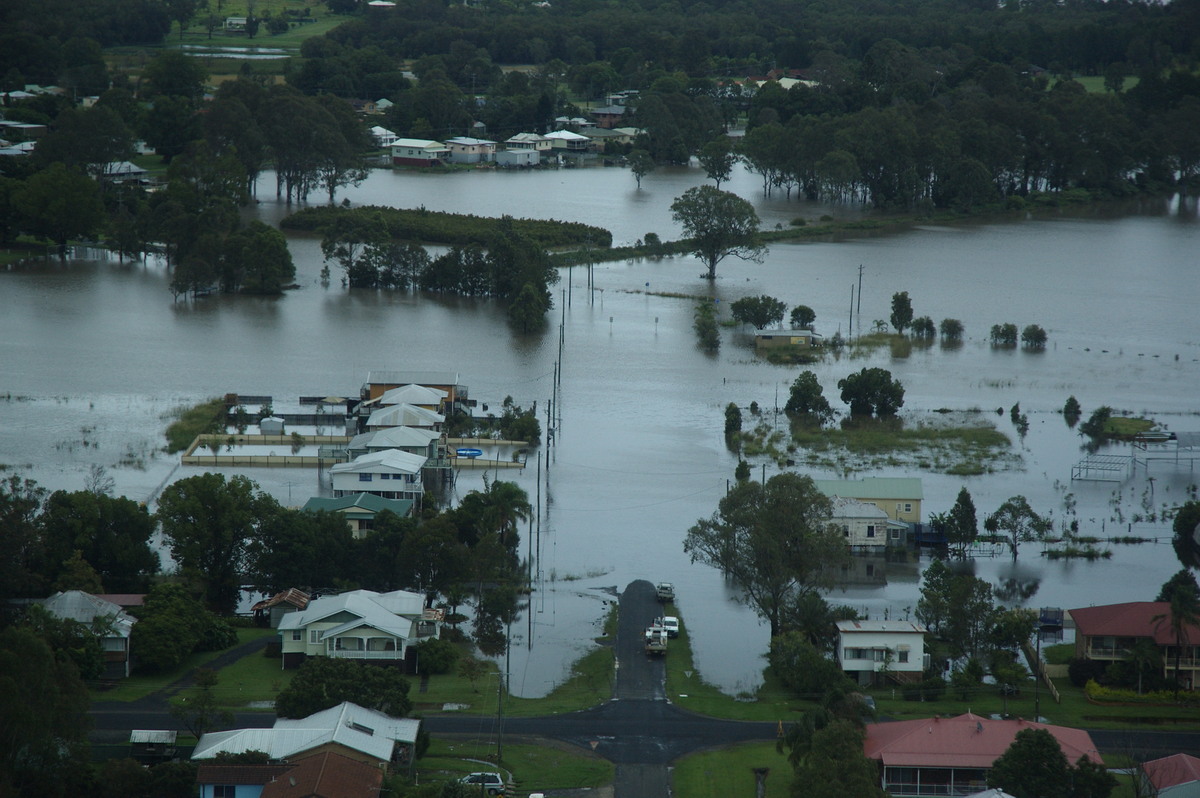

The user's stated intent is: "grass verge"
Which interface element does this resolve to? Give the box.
[90,627,273,702]
[164,397,226,453]
[416,737,613,794]
[673,741,792,798]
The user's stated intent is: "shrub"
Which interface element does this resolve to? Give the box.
[1085,679,1200,706]
[414,637,460,674]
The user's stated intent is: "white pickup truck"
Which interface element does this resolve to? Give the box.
[655,582,675,602]
[644,623,668,655]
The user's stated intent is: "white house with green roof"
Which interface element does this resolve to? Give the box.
[303,493,414,537]
[813,477,923,524]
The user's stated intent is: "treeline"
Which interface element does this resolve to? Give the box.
[283,204,612,248]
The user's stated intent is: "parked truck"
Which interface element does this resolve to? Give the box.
[644,624,668,655]
[655,582,675,603]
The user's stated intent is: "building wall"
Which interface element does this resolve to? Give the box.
[839,630,925,681]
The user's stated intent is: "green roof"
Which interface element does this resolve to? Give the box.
[303,493,414,517]
[812,477,923,501]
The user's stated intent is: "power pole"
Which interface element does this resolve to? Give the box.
[856,264,864,339]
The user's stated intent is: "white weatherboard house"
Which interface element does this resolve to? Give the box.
[330,448,426,501]
[277,589,442,670]
[837,619,927,685]
[390,138,450,166]
[347,426,442,460]
[830,496,910,550]
[544,129,590,151]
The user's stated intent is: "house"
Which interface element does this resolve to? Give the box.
[544,129,591,152]
[250,588,311,628]
[830,497,910,550]
[39,590,136,678]
[390,138,449,167]
[836,619,927,684]
[1069,601,1200,690]
[196,762,293,798]
[277,589,442,670]
[194,701,421,772]
[101,161,149,184]
[224,16,247,30]
[813,477,924,524]
[754,327,819,349]
[364,403,444,431]
[864,713,1103,798]
[369,125,397,147]
[1139,753,1200,798]
[376,384,447,410]
[130,730,177,763]
[329,449,427,502]
[444,136,496,164]
[495,148,539,167]
[589,105,626,129]
[347,426,442,460]
[303,493,415,536]
[361,370,469,409]
[504,132,551,152]
[259,751,384,798]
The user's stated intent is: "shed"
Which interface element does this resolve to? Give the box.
[260,416,285,435]
[130,729,177,763]
[496,149,539,167]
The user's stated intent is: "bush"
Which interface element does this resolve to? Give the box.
[414,637,460,674]
[1068,657,1108,687]
[1084,679,1200,706]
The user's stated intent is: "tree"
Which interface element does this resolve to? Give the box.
[164,0,202,39]
[39,490,159,593]
[698,136,736,188]
[985,495,1051,561]
[14,163,104,257]
[0,474,47,600]
[946,487,978,558]
[628,149,655,188]
[226,221,295,294]
[131,584,236,672]
[724,403,742,434]
[1079,406,1113,440]
[275,656,413,719]
[837,367,905,417]
[1153,581,1200,695]
[1063,396,1082,427]
[508,282,550,333]
[693,300,719,350]
[1172,501,1200,569]
[1157,569,1200,603]
[784,371,834,426]
[1022,324,1048,349]
[730,295,786,328]
[670,185,765,280]
[990,322,1019,346]
[890,291,914,333]
[915,559,955,639]
[0,627,92,798]
[911,316,936,338]
[940,318,964,341]
[790,305,816,329]
[683,473,844,637]
[768,631,854,696]
[33,105,134,181]
[157,473,279,614]
[142,50,207,101]
[458,656,487,692]
[788,720,887,798]
[988,728,1072,798]
[1126,638,1163,695]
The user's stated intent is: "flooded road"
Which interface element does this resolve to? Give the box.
[2,164,1199,696]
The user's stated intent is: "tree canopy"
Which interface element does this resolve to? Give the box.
[837,367,905,417]
[670,186,765,280]
[684,473,844,637]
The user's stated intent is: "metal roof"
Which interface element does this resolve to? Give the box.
[814,477,923,501]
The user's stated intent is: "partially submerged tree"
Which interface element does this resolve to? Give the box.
[730,295,786,329]
[790,305,816,329]
[784,371,835,426]
[837,367,904,417]
[670,185,765,280]
[683,473,844,637]
[890,291,913,333]
[985,495,1052,561]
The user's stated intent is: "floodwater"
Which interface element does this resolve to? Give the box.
[2,163,1199,697]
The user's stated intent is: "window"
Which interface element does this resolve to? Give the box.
[890,528,901,540]
[359,473,372,482]
[309,630,319,644]
[214,787,236,798]
[866,525,876,538]
[380,473,391,480]
[898,650,910,663]
[904,503,913,513]
[842,525,850,537]
[292,630,302,641]
[845,648,868,660]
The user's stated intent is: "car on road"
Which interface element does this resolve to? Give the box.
[461,772,508,795]
[655,582,675,602]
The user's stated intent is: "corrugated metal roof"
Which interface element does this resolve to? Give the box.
[329,448,427,475]
[1143,753,1200,790]
[814,477,923,501]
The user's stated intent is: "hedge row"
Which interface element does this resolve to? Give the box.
[281,205,612,248]
[1084,678,1200,706]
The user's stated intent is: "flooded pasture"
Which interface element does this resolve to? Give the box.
[2,163,1198,696]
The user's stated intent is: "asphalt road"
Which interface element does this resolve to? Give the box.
[88,581,1200,797]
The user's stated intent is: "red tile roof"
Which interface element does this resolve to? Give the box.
[260,752,383,798]
[1143,753,1200,790]
[864,713,1102,769]
[1069,602,1200,646]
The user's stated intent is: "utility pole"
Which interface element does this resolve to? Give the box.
[857,264,864,340]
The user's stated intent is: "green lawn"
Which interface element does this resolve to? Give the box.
[673,742,792,798]
[196,639,293,710]
[415,737,613,794]
[91,627,275,703]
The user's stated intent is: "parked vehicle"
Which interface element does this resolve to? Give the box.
[645,624,668,655]
[661,615,679,638]
[655,582,675,602]
[461,772,508,795]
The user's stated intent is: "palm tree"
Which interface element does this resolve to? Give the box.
[1153,583,1200,696]
[478,477,532,550]
[1125,639,1162,695]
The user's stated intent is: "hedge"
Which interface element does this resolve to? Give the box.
[1084,679,1200,706]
